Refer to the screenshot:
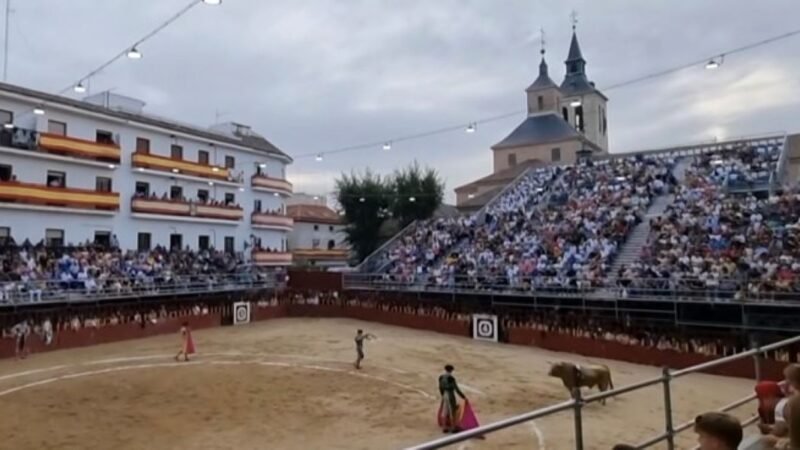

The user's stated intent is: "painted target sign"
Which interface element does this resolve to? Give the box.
[472,314,498,342]
[233,302,251,326]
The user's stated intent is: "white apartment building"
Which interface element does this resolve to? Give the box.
[286,201,349,268]
[0,83,294,266]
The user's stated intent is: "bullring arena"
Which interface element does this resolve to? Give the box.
[0,299,769,450]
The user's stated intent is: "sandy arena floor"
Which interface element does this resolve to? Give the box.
[0,318,758,450]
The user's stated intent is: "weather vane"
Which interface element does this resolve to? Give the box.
[571,10,578,31]
[540,27,546,56]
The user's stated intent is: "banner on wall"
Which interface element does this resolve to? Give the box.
[233,302,251,326]
[472,314,498,342]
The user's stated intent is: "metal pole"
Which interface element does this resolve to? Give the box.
[753,347,762,382]
[2,0,9,82]
[661,367,675,450]
[572,367,585,450]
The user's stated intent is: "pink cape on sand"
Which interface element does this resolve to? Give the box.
[437,399,481,432]
[184,330,196,355]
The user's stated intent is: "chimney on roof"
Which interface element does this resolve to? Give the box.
[83,91,146,114]
[209,121,252,138]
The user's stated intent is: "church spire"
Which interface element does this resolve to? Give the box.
[527,27,556,92]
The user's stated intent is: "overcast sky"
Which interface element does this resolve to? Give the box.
[9,0,800,202]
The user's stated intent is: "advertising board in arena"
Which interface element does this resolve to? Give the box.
[233,302,251,326]
[472,314,498,342]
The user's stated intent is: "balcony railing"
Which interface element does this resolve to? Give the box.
[131,196,244,221]
[132,152,231,181]
[251,174,293,195]
[251,212,294,230]
[0,180,120,211]
[0,128,121,163]
[252,250,293,266]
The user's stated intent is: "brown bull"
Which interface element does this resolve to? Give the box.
[548,361,614,405]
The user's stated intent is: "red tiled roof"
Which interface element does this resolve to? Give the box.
[287,204,342,224]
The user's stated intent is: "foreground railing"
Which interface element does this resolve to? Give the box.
[343,273,800,304]
[406,334,800,450]
[0,273,277,306]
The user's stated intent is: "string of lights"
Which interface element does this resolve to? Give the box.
[63,0,220,95]
[296,26,800,162]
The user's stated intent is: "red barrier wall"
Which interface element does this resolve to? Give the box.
[508,327,787,380]
[287,270,342,291]
[0,314,221,360]
[1,304,788,381]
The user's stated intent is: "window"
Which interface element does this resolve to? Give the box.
[224,156,235,169]
[136,137,150,154]
[137,232,152,251]
[224,193,235,205]
[569,62,578,73]
[0,109,12,126]
[537,96,544,111]
[45,229,64,247]
[562,107,569,123]
[0,227,10,245]
[135,181,150,197]
[254,199,262,212]
[551,147,561,162]
[198,235,210,251]
[602,108,607,135]
[170,186,183,200]
[599,106,603,133]
[327,239,335,250]
[0,164,11,181]
[47,120,67,136]
[198,150,209,165]
[47,170,66,188]
[312,238,320,249]
[507,153,517,167]
[95,177,112,193]
[170,144,183,160]
[96,130,114,145]
[94,231,111,247]
[224,236,234,254]
[575,105,584,132]
[197,189,209,202]
[329,226,334,232]
[313,224,319,231]
[170,234,183,251]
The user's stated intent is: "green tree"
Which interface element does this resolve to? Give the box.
[391,161,444,228]
[335,170,392,261]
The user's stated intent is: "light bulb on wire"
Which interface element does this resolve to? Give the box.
[74,82,87,93]
[127,47,143,59]
[202,0,222,4]
[466,123,476,133]
[382,142,392,151]
[315,154,323,162]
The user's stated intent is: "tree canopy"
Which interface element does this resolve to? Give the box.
[335,162,444,262]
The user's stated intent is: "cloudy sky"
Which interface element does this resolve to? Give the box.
[9,0,800,202]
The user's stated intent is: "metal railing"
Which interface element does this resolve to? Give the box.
[0,273,276,306]
[406,334,800,450]
[343,273,800,305]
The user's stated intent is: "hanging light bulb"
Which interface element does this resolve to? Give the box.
[409,196,416,202]
[466,123,476,133]
[33,107,45,115]
[127,47,143,59]
[705,58,721,70]
[202,0,222,4]
[74,82,87,93]
[359,197,366,203]
[382,142,392,151]
[315,154,323,162]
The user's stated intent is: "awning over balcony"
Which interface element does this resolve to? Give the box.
[252,251,293,266]
[0,181,120,210]
[251,175,293,195]
[39,133,121,163]
[132,153,230,180]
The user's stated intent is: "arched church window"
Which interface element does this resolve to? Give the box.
[562,107,569,123]
[575,106,584,132]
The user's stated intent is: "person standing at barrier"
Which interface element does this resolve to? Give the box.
[12,319,30,360]
[438,364,467,433]
[693,412,742,450]
[756,380,789,441]
[174,322,195,362]
[354,329,376,370]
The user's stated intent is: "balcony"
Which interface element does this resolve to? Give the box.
[251,212,294,231]
[0,128,121,165]
[0,180,120,211]
[293,249,349,260]
[131,196,244,222]
[252,250,293,266]
[251,174,292,195]
[132,152,231,181]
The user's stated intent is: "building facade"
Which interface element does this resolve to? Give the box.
[286,202,349,268]
[0,83,294,266]
[456,28,608,209]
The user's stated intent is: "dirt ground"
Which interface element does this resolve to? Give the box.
[0,318,758,450]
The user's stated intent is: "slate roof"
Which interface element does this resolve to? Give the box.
[492,113,581,150]
[287,204,342,224]
[0,82,291,160]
